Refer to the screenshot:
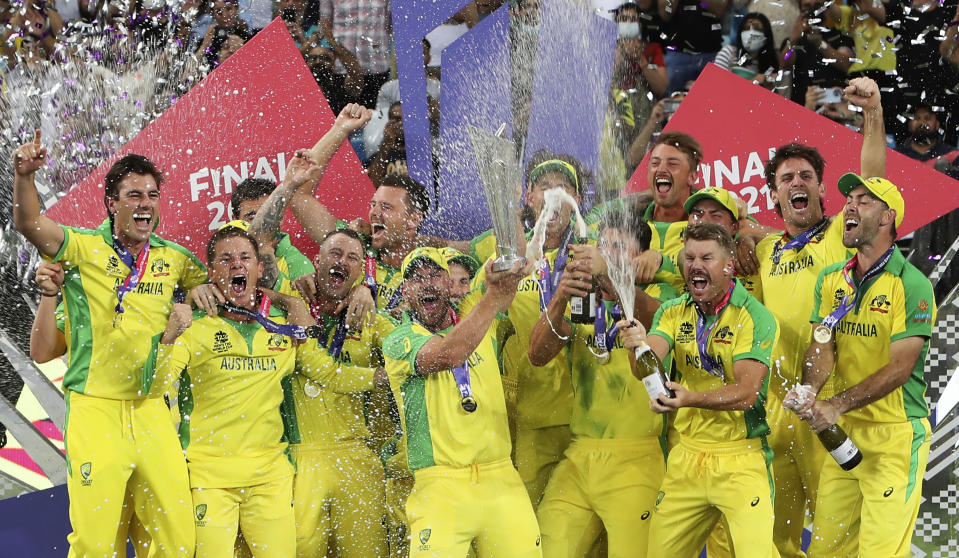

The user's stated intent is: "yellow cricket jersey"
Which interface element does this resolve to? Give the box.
[156,309,375,488]
[285,311,394,444]
[469,228,499,265]
[738,273,763,301]
[566,284,677,441]
[649,280,778,443]
[373,260,404,315]
[500,248,575,429]
[275,232,315,284]
[644,203,688,292]
[383,292,511,471]
[756,215,852,399]
[53,220,207,399]
[811,247,935,423]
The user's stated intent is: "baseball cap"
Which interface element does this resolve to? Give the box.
[684,187,739,220]
[402,247,450,279]
[220,219,250,231]
[440,247,480,278]
[836,173,904,228]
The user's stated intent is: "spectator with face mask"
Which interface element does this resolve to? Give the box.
[604,2,668,181]
[895,103,959,291]
[714,12,782,91]
[896,104,959,167]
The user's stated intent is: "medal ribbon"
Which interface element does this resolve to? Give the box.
[445,309,475,404]
[771,217,829,265]
[364,253,379,299]
[537,227,576,312]
[223,291,312,340]
[112,236,150,315]
[308,304,348,360]
[594,302,622,353]
[821,246,895,331]
[695,281,735,377]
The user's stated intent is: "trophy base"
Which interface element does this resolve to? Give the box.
[492,254,526,272]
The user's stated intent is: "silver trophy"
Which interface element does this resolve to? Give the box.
[468,124,525,272]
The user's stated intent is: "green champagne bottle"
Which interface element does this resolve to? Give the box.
[637,344,674,400]
[817,424,863,471]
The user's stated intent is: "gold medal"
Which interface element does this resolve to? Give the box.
[813,324,832,344]
[303,380,321,399]
[595,351,611,364]
[113,312,123,327]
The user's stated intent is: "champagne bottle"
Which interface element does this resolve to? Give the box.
[568,238,595,324]
[790,384,862,470]
[637,344,674,401]
[817,424,863,471]
[569,291,597,324]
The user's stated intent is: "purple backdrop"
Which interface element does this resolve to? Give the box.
[426,8,513,238]
[391,0,471,198]
[393,0,617,239]
[524,0,617,205]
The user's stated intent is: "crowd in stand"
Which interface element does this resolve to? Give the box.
[6,0,958,282]
[0,1,957,557]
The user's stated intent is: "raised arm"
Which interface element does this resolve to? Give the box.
[249,149,325,287]
[12,130,64,258]
[30,262,67,362]
[845,77,885,178]
[327,32,365,101]
[415,261,526,375]
[289,104,373,243]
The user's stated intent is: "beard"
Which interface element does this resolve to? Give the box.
[911,127,937,146]
[312,68,336,91]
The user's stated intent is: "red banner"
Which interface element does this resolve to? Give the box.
[626,64,959,236]
[44,19,372,261]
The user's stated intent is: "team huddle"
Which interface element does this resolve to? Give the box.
[14,75,933,558]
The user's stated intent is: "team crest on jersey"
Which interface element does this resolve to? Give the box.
[655,491,665,510]
[212,331,231,353]
[79,462,92,486]
[833,288,847,307]
[150,258,171,277]
[419,528,431,544]
[914,299,932,323]
[267,334,290,351]
[868,294,890,314]
[195,504,208,526]
[713,326,734,345]
[676,322,695,343]
[106,255,122,275]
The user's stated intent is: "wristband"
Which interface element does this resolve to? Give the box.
[947,20,959,29]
